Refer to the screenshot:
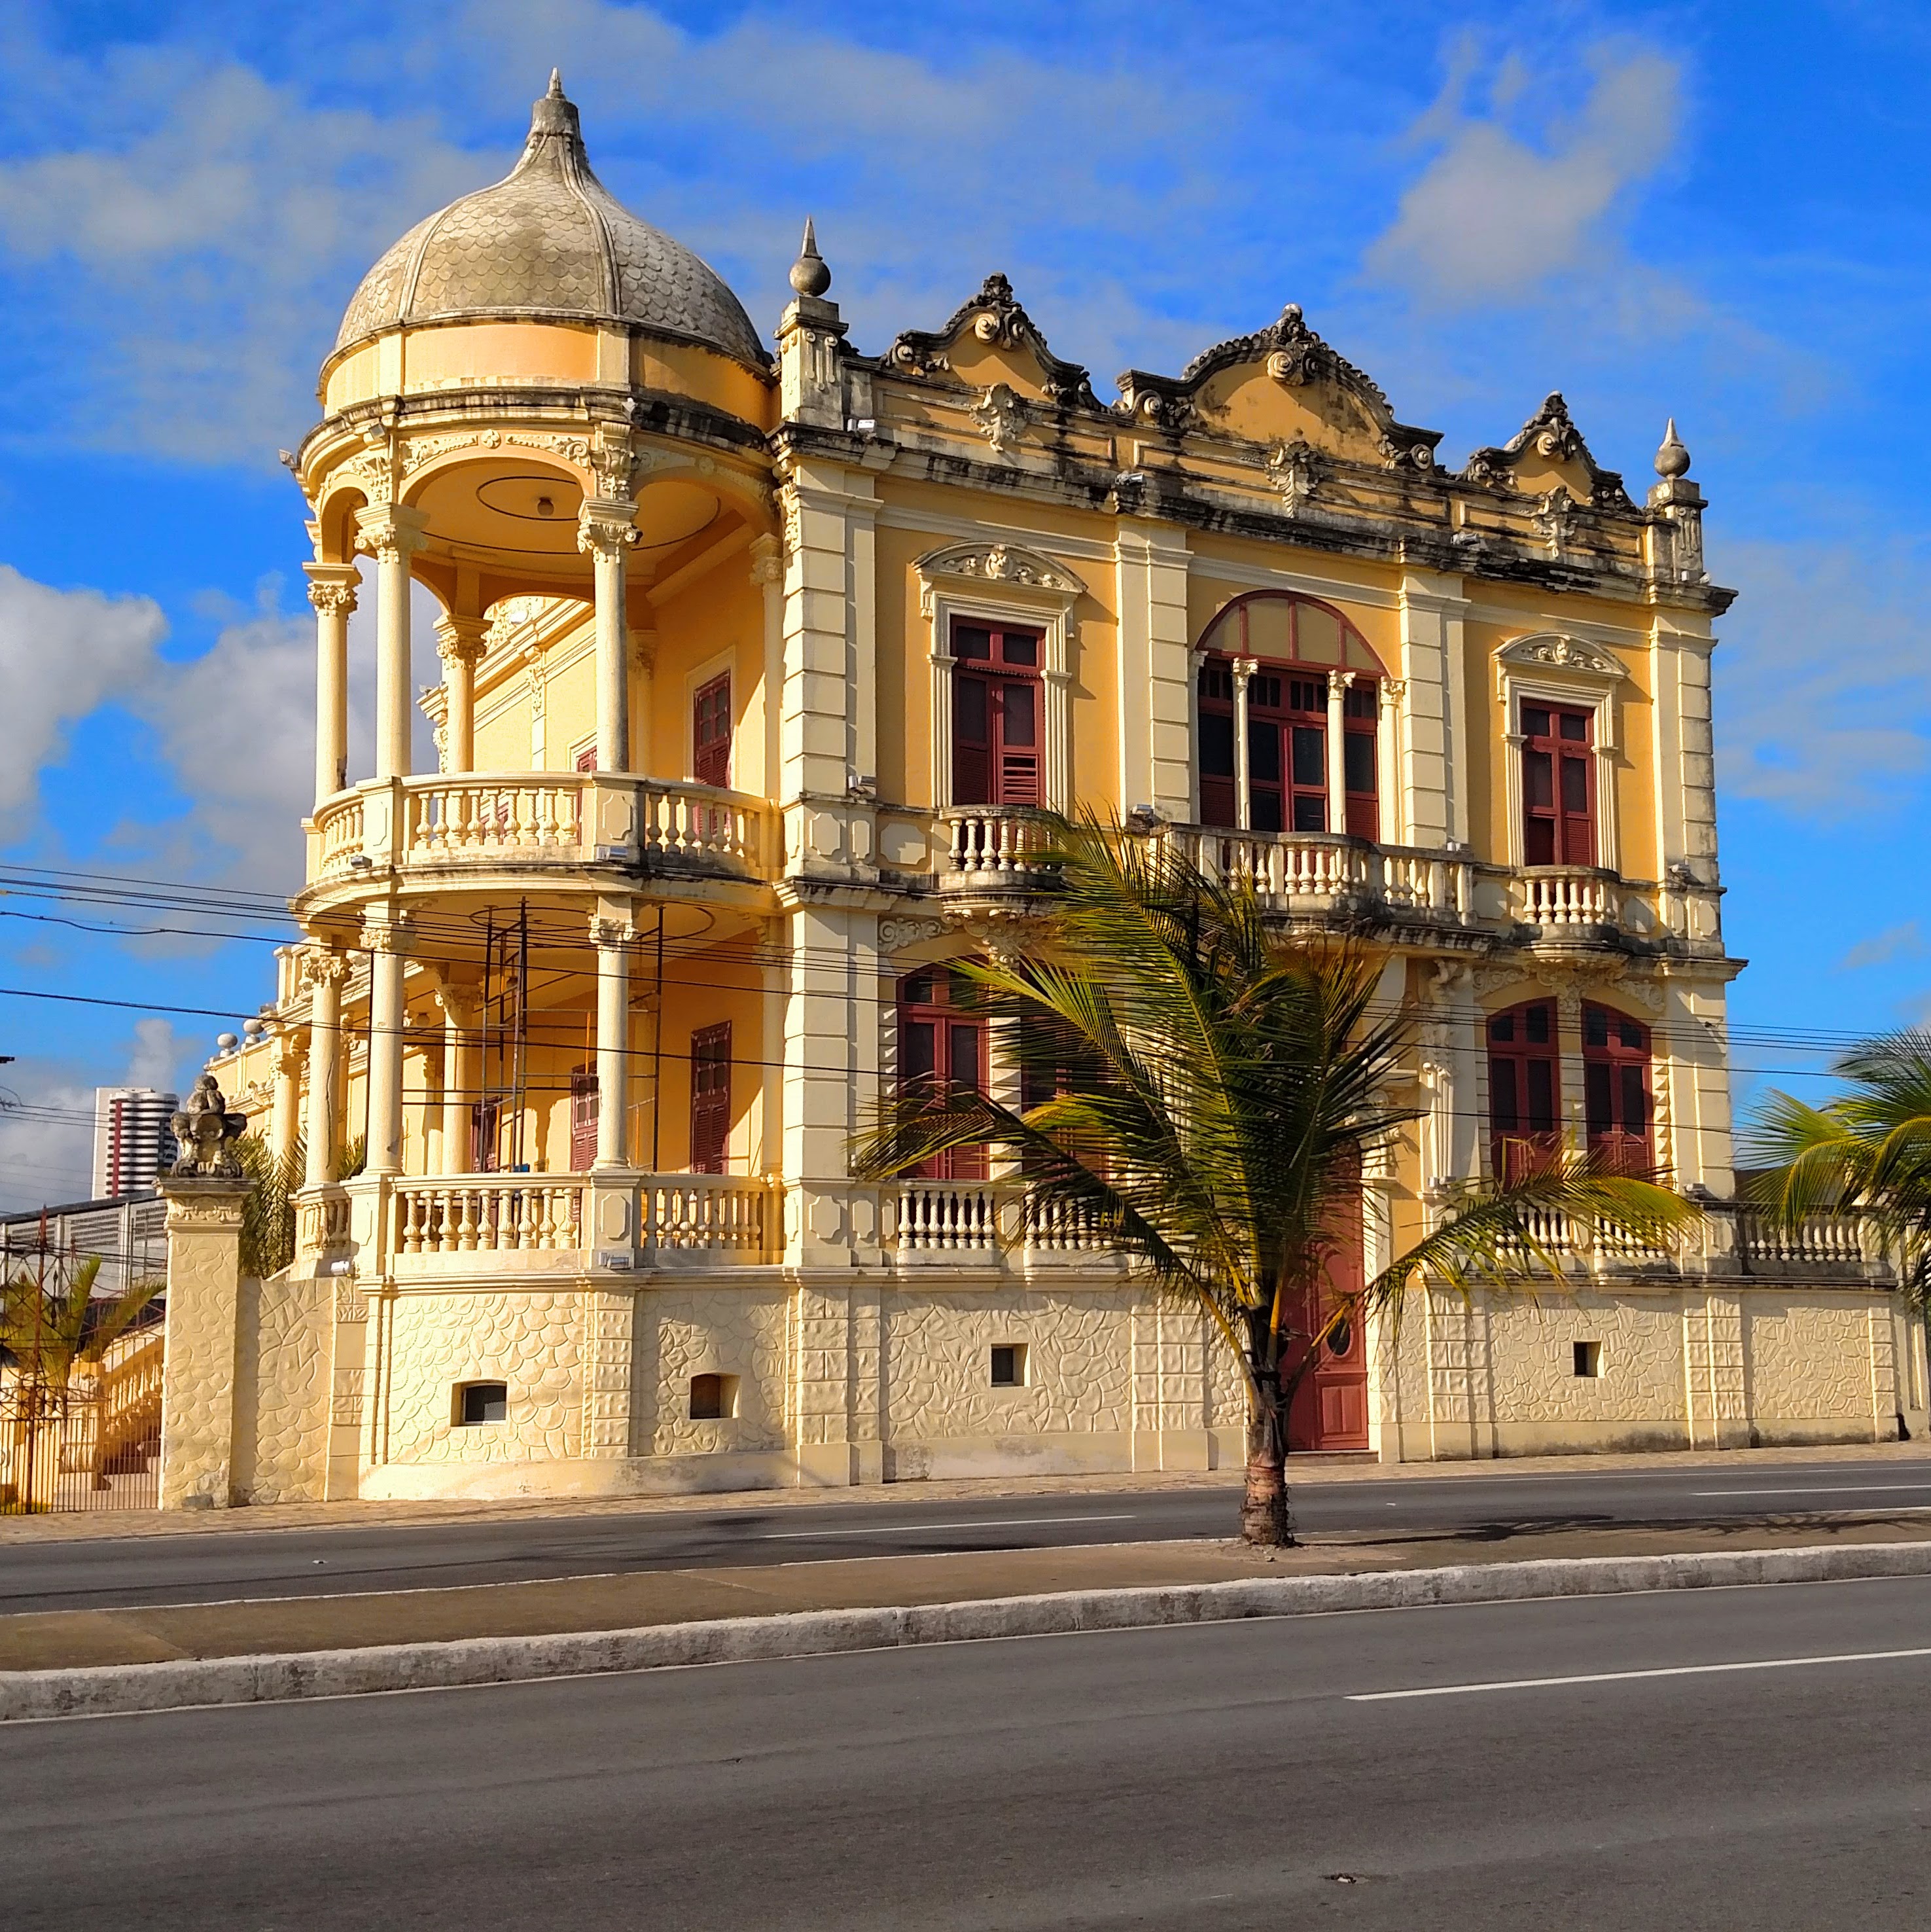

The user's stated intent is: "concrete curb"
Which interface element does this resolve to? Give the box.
[9,1538,1931,1723]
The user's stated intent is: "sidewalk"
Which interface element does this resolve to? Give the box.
[11,1510,1931,1676]
[6,1437,1930,1546]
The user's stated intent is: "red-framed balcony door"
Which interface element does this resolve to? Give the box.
[1281,1172,1370,1452]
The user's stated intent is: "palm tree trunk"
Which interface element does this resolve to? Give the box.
[1241,1366,1292,1547]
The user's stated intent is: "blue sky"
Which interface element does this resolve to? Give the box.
[1,0,1928,1207]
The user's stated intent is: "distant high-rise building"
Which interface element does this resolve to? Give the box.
[91,1087,177,1198]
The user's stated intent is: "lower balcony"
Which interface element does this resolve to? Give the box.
[889,1179,1123,1270]
[297,1172,778,1278]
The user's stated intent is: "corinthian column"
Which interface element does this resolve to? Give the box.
[579,499,639,772]
[356,504,431,781]
[591,908,635,1170]
[1326,670,1354,836]
[304,564,359,808]
[302,948,349,1190]
[434,615,488,774]
[363,916,412,1177]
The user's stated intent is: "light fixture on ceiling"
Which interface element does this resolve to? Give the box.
[535,495,555,518]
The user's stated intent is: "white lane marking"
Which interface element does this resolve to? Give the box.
[1349,1644,1931,1701]
[754,1513,1139,1540]
[1690,1484,1931,1497]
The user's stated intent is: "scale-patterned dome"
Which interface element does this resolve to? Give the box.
[334,73,766,371]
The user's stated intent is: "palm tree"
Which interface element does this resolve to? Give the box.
[1743,1031,1931,1309]
[234,1130,370,1279]
[853,815,1697,1546]
[0,1255,162,1401]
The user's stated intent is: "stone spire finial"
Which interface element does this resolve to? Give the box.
[1655,416,1691,479]
[528,67,581,145]
[548,67,564,97]
[790,217,832,299]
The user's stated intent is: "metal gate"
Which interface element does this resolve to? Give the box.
[1,1323,163,1513]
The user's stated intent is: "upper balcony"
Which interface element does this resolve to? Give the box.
[911,809,1719,961]
[301,772,778,910]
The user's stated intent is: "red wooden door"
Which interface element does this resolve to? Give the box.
[1281,1173,1369,1452]
[1522,702,1594,865]
[897,969,987,1180]
[1584,1003,1652,1173]
[569,1065,598,1172]
[951,622,1042,806]
[689,1022,731,1174]
[693,674,732,787]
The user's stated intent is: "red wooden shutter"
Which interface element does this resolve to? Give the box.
[1522,703,1595,866]
[897,969,987,1180]
[569,1065,598,1171]
[689,1023,732,1174]
[575,745,597,774]
[1583,1005,1652,1174]
[1196,658,1237,827]
[951,622,1042,807]
[1487,999,1561,1182]
[1342,681,1379,840]
[693,675,732,788]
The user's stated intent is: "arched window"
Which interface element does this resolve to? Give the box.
[1584,1004,1652,1173]
[1487,999,1560,1181]
[1195,593,1383,838]
[897,967,987,1180]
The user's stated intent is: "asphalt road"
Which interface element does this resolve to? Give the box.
[7,1455,1931,1612]
[7,1573,1931,1928]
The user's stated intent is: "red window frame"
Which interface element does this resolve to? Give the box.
[693,673,732,789]
[575,745,597,774]
[469,1098,501,1174]
[951,621,1042,808]
[1522,700,1595,867]
[1487,999,1561,1182]
[1584,1004,1652,1174]
[897,967,986,1180]
[1341,683,1378,840]
[569,1064,598,1172]
[689,1022,732,1175]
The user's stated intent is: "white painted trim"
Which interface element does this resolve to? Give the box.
[1493,635,1626,874]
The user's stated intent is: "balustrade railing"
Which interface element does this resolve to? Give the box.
[393,1178,584,1256]
[894,1180,1004,1253]
[643,1176,772,1256]
[308,774,773,885]
[1735,1209,1870,1273]
[1512,867,1621,931]
[942,808,1057,884]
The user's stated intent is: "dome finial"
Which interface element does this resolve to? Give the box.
[1655,416,1691,479]
[790,217,832,299]
[528,67,581,146]
[548,67,564,98]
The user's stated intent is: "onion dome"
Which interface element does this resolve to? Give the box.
[333,71,766,371]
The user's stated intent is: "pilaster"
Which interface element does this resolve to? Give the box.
[156,1175,251,1509]
[1396,567,1470,850]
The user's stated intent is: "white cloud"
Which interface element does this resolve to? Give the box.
[1712,535,1931,818]
[0,564,164,823]
[124,1016,188,1093]
[1365,39,1681,306]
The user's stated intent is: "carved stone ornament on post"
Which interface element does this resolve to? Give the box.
[170,1073,249,1177]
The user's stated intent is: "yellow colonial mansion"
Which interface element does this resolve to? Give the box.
[160,74,1919,1509]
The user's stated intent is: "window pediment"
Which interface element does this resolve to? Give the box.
[915,541,1082,615]
[1494,632,1626,689]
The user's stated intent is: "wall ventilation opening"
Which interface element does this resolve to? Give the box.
[455,1381,508,1425]
[989,1344,1028,1387]
[690,1372,739,1421]
[1572,1341,1603,1379]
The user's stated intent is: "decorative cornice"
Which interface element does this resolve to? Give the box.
[913,540,1082,598]
[1494,632,1627,682]
[881,273,1100,410]
[1462,393,1632,509]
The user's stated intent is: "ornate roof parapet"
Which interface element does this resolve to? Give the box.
[1116,304,1444,472]
[880,274,1100,410]
[1461,393,1632,508]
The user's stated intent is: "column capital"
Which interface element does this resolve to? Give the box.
[577,497,640,559]
[304,561,361,616]
[434,613,489,668]
[298,944,352,992]
[363,914,414,956]
[1231,654,1258,685]
[355,502,431,563]
[748,531,783,586]
[1327,668,1356,696]
[590,910,638,950]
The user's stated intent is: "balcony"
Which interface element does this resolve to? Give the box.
[889,1179,1120,1269]
[938,807,1059,898]
[305,773,777,898]
[1161,827,1474,930]
[296,1172,779,1278]
[1510,866,1624,944]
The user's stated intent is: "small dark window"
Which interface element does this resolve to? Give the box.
[989,1344,1027,1387]
[1573,1341,1603,1379]
[690,1372,737,1421]
[456,1381,508,1425]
